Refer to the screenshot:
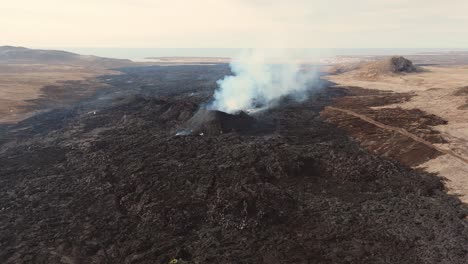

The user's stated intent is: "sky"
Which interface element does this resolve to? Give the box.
[1,0,468,49]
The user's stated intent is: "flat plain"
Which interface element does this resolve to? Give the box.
[0,64,118,124]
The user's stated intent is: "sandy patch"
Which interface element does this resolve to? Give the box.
[418,154,468,203]
[326,65,468,202]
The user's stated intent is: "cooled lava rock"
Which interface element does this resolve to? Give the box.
[388,56,418,73]
[1,65,468,264]
[184,109,256,135]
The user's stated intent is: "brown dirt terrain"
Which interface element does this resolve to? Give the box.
[0,64,118,124]
[0,46,143,124]
[326,62,468,203]
[1,65,467,264]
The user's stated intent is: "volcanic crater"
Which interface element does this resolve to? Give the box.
[180,109,259,135]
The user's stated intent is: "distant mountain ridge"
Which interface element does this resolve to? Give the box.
[0,46,135,68]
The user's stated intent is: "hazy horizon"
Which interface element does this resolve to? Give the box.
[6,47,466,61]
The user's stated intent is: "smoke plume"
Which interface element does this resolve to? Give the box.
[209,49,318,113]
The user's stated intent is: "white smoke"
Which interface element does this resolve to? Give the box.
[209,49,318,113]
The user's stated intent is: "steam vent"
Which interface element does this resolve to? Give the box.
[183,109,256,135]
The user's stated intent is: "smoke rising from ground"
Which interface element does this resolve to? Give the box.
[209,49,318,113]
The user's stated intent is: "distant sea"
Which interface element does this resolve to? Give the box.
[62,48,468,61]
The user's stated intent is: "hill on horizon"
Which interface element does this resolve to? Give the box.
[0,46,135,68]
[329,56,422,79]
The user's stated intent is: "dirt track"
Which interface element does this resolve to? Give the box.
[325,106,468,165]
[320,87,448,167]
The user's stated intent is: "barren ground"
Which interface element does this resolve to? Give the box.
[0,64,118,124]
[325,65,468,202]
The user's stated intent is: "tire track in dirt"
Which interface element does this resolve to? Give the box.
[325,106,468,165]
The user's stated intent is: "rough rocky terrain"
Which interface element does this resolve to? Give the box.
[1,65,468,263]
[182,109,259,136]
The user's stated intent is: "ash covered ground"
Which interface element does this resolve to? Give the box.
[1,64,467,263]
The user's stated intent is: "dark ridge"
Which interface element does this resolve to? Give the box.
[184,109,256,135]
[0,46,134,67]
